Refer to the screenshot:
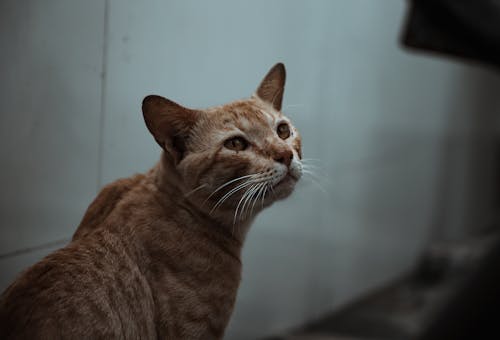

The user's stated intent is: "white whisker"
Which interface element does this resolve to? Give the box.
[233,185,255,226]
[301,159,329,187]
[301,158,322,162]
[302,170,328,195]
[243,182,266,220]
[240,183,261,221]
[283,103,304,109]
[260,184,268,209]
[302,163,322,170]
[184,184,207,198]
[210,179,255,214]
[203,174,257,206]
[250,183,267,217]
[302,168,325,178]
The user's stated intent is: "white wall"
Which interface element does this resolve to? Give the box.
[1,1,499,339]
[0,0,105,283]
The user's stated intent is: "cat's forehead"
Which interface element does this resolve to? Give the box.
[207,99,282,131]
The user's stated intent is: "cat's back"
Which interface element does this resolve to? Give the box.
[0,173,168,339]
[0,219,156,339]
[73,173,147,240]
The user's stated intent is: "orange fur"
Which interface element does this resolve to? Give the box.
[0,63,302,339]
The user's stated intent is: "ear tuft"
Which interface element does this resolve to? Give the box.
[255,63,286,111]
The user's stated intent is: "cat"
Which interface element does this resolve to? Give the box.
[0,63,302,339]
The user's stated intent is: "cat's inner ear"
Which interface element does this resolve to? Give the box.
[142,95,199,163]
[255,63,286,111]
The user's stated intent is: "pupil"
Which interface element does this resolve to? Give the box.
[278,124,289,137]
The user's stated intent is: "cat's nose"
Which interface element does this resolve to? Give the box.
[274,149,293,167]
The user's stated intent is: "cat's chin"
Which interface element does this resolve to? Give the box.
[269,174,298,201]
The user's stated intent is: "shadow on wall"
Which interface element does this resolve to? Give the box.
[431,67,500,242]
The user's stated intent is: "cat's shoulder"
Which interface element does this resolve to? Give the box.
[73,174,147,240]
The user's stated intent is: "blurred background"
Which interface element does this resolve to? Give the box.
[1,1,499,339]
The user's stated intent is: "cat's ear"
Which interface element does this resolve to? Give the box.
[255,63,286,111]
[142,95,199,163]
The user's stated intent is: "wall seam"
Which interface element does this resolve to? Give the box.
[0,238,70,260]
[97,0,110,190]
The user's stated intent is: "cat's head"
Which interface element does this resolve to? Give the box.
[142,63,302,226]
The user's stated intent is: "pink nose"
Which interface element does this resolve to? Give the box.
[274,149,293,167]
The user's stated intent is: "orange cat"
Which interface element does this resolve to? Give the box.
[0,63,302,339]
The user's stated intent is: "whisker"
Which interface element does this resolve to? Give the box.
[250,183,267,217]
[210,180,255,214]
[301,162,324,170]
[203,174,257,206]
[301,159,329,184]
[301,158,323,162]
[240,183,260,221]
[301,159,324,170]
[233,184,255,226]
[302,171,328,195]
[302,167,326,178]
[238,186,254,221]
[302,164,323,170]
[243,182,266,220]
[184,184,207,198]
[302,169,323,181]
[260,184,268,209]
[283,103,304,109]
[303,164,331,186]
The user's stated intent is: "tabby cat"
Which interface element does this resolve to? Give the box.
[0,63,302,339]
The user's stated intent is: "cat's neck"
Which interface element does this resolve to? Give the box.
[72,153,244,339]
[152,152,185,201]
[152,152,253,244]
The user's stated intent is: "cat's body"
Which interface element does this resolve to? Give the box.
[0,63,302,339]
[0,167,241,339]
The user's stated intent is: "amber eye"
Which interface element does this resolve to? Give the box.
[224,136,248,151]
[277,123,290,139]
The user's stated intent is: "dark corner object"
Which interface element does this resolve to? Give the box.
[263,232,500,340]
[401,0,500,69]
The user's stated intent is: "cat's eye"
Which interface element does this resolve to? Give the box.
[277,123,290,139]
[224,136,248,151]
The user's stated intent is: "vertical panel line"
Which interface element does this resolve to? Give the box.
[97,0,110,190]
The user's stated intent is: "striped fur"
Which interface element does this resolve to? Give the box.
[0,63,301,339]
